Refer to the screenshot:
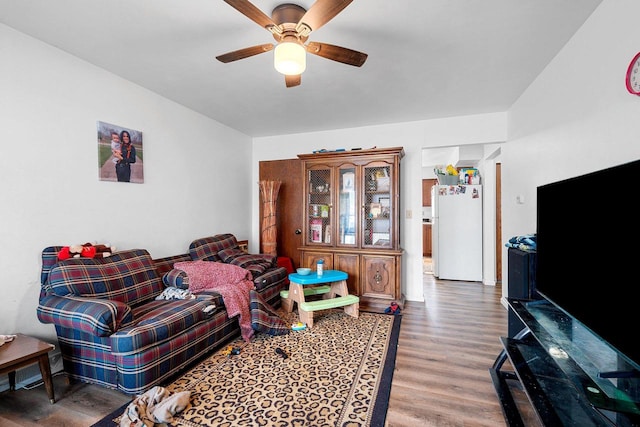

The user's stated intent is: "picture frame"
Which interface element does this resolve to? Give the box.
[342,172,355,191]
[379,197,390,218]
[97,121,144,183]
[310,219,323,243]
[369,203,382,218]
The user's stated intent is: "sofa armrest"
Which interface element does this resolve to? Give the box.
[253,266,288,291]
[37,294,132,336]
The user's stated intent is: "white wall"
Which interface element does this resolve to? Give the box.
[502,0,640,301]
[252,112,507,302]
[0,25,253,343]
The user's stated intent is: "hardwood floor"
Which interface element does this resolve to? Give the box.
[0,373,130,426]
[385,273,512,426]
[0,272,519,426]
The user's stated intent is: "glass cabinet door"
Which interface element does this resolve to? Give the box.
[307,167,332,245]
[362,164,392,248]
[337,166,357,246]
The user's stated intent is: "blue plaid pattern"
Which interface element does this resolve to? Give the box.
[36,235,288,395]
[218,248,275,277]
[55,328,119,388]
[188,234,287,290]
[37,294,132,336]
[162,268,190,289]
[110,298,218,354]
[47,249,163,306]
[254,267,288,292]
[114,311,240,394]
[188,234,238,261]
[153,253,191,277]
[250,290,290,336]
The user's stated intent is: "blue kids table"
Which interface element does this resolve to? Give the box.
[281,270,359,328]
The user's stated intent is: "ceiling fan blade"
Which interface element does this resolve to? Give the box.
[306,41,367,67]
[216,43,274,63]
[285,74,301,88]
[298,0,353,33]
[223,0,277,30]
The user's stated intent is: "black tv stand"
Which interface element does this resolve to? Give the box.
[490,298,640,426]
[599,370,640,380]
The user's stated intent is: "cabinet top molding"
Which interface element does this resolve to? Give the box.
[298,146,404,161]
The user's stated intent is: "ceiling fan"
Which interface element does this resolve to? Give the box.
[216,0,368,88]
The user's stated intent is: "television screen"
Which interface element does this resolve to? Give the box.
[536,158,640,369]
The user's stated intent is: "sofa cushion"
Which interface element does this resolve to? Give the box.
[187,235,286,290]
[217,248,275,277]
[110,299,217,354]
[250,290,290,336]
[162,269,190,290]
[189,234,238,262]
[47,249,163,306]
[218,248,276,267]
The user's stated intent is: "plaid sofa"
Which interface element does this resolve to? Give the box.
[36,234,287,394]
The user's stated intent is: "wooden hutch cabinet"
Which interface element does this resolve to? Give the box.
[297,147,404,307]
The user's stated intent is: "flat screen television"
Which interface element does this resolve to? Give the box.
[536,158,640,372]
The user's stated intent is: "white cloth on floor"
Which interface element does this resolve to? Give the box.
[119,386,190,427]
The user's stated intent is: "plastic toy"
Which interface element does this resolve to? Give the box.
[292,322,307,331]
[384,301,401,315]
[222,346,241,357]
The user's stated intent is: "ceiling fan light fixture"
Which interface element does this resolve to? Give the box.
[274,41,306,75]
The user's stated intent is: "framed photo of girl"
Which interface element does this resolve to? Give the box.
[97,121,144,183]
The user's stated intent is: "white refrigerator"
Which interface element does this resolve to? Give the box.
[432,184,483,281]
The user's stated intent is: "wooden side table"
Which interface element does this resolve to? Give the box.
[0,334,56,403]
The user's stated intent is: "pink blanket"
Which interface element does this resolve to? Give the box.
[173,261,255,342]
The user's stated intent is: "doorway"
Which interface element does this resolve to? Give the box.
[422,178,436,276]
[258,158,304,267]
[421,145,502,283]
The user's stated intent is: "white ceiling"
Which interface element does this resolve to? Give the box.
[0,0,603,137]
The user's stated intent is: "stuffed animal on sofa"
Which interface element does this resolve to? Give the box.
[58,242,115,260]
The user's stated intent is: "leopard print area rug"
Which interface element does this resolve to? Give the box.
[98,310,401,427]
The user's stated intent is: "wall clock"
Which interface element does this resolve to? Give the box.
[626,52,640,95]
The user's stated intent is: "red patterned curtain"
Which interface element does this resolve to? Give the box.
[259,180,282,256]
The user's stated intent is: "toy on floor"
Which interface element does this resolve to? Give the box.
[291,322,307,331]
[384,301,401,315]
[275,347,288,359]
[222,346,241,357]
